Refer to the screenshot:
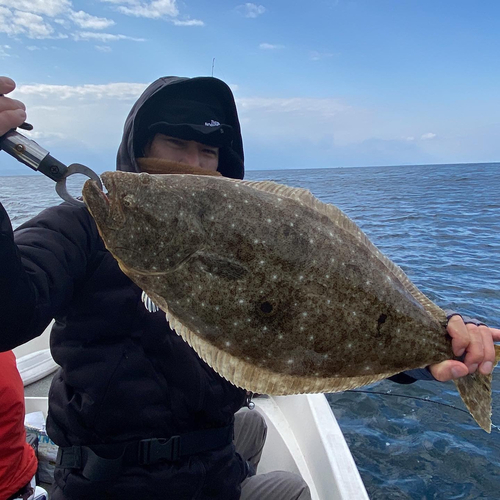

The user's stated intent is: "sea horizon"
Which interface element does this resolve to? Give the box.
[1,159,499,178]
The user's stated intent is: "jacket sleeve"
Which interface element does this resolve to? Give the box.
[388,367,436,384]
[0,201,97,352]
[443,308,486,327]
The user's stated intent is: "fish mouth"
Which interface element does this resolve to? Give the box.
[83,177,110,212]
[100,171,115,194]
[95,172,133,230]
[99,171,118,207]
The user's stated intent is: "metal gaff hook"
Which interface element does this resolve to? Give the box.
[55,163,103,206]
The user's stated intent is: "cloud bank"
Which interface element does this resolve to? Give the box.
[0,0,203,41]
[8,81,497,172]
[100,0,203,24]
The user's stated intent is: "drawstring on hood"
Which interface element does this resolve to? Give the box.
[116,76,245,180]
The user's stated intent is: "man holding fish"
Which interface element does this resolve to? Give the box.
[1,74,499,500]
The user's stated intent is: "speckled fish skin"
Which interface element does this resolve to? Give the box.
[82,166,500,432]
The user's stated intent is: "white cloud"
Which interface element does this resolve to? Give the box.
[0,44,11,57]
[10,80,473,170]
[0,0,202,45]
[9,82,150,164]
[0,1,139,42]
[53,17,71,28]
[69,10,115,29]
[15,82,149,100]
[0,8,57,39]
[237,3,266,18]
[0,0,71,17]
[10,82,371,163]
[102,0,178,18]
[259,43,284,50]
[72,31,146,42]
[309,50,335,61]
[27,130,67,140]
[238,97,349,116]
[95,45,113,52]
[236,96,373,148]
[421,132,437,140]
[173,18,204,26]
[101,0,203,25]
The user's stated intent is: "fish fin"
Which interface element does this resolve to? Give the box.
[235,179,446,322]
[161,301,396,394]
[453,345,500,433]
[454,371,493,433]
[144,284,425,395]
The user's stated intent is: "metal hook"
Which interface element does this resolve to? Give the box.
[55,163,103,206]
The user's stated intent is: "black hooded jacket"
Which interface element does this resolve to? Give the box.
[0,76,248,499]
[117,76,245,179]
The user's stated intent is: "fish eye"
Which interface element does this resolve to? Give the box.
[122,194,136,208]
[139,173,151,185]
[257,298,279,318]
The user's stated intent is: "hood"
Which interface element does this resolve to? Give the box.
[116,76,245,179]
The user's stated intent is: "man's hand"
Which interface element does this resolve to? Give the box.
[429,315,500,382]
[0,77,26,136]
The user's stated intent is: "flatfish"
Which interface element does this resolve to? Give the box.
[82,160,500,432]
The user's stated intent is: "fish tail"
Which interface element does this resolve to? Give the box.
[453,344,500,433]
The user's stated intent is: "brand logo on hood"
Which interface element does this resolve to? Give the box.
[205,120,221,127]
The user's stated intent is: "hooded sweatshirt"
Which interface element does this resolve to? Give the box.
[0,76,248,500]
[117,76,244,179]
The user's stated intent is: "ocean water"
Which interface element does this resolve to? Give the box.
[246,163,500,500]
[1,162,499,499]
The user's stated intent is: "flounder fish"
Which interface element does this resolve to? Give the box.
[82,159,500,432]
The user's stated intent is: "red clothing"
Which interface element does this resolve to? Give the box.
[0,351,37,500]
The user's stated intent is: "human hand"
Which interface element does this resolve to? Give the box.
[0,77,27,136]
[429,315,500,382]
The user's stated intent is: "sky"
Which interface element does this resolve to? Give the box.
[1,0,500,175]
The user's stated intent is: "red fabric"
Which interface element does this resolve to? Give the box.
[0,351,37,500]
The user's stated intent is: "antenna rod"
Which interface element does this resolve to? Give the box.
[211,58,215,77]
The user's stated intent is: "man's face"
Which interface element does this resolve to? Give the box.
[144,133,219,172]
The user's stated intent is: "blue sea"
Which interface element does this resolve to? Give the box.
[1,162,499,500]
